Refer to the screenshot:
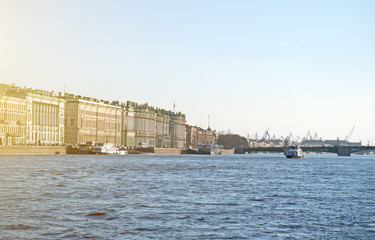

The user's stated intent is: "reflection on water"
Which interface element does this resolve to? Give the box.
[0,154,375,239]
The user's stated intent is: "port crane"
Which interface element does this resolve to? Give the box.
[345,126,355,142]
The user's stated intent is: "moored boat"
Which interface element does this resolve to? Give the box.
[66,144,93,154]
[197,144,222,155]
[92,143,128,155]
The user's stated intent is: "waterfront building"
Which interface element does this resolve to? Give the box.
[186,125,218,148]
[61,94,122,145]
[4,85,65,145]
[0,86,27,145]
[0,83,188,148]
[171,113,187,148]
[122,101,136,148]
[155,110,171,148]
[129,102,186,148]
[133,103,157,147]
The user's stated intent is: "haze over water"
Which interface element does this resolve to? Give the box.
[1,154,374,239]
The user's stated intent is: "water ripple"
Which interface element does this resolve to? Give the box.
[0,154,374,239]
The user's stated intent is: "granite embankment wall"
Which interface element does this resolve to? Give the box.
[154,148,181,155]
[221,148,235,154]
[0,146,66,155]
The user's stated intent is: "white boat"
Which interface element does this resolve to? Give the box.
[285,145,304,158]
[92,143,128,155]
[115,146,128,155]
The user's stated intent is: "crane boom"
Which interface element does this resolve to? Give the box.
[345,126,355,141]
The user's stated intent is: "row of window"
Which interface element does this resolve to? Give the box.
[0,102,27,112]
[33,102,59,113]
[0,112,27,123]
[0,125,25,135]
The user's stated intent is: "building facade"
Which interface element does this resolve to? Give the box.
[171,113,186,148]
[126,102,186,148]
[0,89,27,145]
[62,94,122,145]
[5,86,65,145]
[0,83,189,149]
[186,125,218,148]
[122,101,136,148]
[155,110,171,148]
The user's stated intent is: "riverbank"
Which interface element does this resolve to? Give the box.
[0,145,66,155]
[0,146,235,155]
[0,146,183,155]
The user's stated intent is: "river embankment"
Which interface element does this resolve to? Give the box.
[0,146,182,155]
[0,146,234,155]
[0,145,66,155]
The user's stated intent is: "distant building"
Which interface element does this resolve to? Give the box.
[186,125,218,148]
[122,101,136,148]
[130,102,186,148]
[1,83,188,148]
[0,85,27,145]
[4,84,65,145]
[323,139,362,147]
[171,113,186,148]
[60,93,122,145]
[155,110,171,148]
[301,139,324,146]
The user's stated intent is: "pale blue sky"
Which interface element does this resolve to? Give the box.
[1,0,374,142]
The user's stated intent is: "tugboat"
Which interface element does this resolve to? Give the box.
[285,145,304,158]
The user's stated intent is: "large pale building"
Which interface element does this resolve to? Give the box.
[0,85,27,145]
[171,113,186,148]
[133,103,157,147]
[3,85,65,145]
[186,125,218,148]
[155,110,171,148]
[122,101,136,147]
[61,94,122,145]
[127,102,186,148]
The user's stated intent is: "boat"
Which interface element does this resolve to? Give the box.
[115,146,128,155]
[66,144,94,154]
[197,144,222,155]
[92,143,128,155]
[284,145,304,158]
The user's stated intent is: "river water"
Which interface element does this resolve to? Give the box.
[0,154,374,239]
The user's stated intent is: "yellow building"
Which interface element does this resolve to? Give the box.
[0,91,27,145]
[171,113,186,148]
[133,103,157,147]
[185,125,218,148]
[131,102,186,148]
[122,101,136,147]
[62,94,122,145]
[4,86,65,145]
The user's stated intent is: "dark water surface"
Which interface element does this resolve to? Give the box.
[0,154,374,239]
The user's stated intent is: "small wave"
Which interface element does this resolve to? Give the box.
[138,204,151,208]
[105,216,119,221]
[3,224,39,230]
[87,212,106,216]
[139,215,161,220]
[135,227,158,231]
[249,198,265,202]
